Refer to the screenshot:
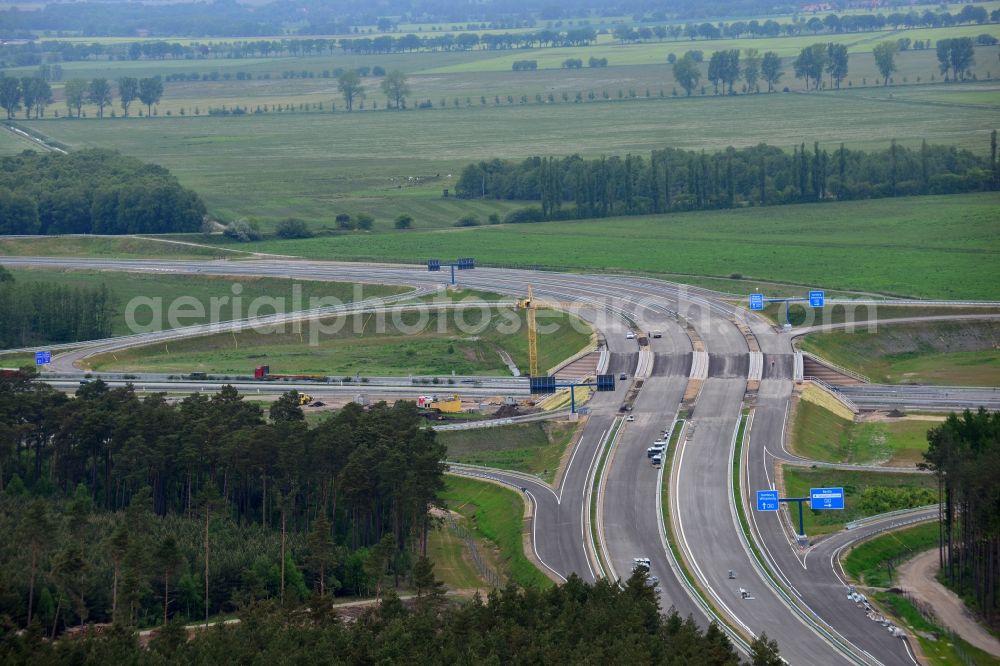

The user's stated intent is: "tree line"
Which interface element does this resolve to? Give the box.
[455,136,999,221]
[0,268,115,348]
[2,2,997,56]
[0,149,205,235]
[922,408,1000,625]
[0,75,163,120]
[0,569,783,665]
[0,375,447,630]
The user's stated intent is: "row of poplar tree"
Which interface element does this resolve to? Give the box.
[456,137,999,220]
[0,268,115,348]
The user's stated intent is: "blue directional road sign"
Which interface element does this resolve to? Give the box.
[35,351,51,365]
[808,290,825,308]
[529,375,557,394]
[749,293,765,311]
[756,490,779,511]
[596,374,616,392]
[810,487,845,510]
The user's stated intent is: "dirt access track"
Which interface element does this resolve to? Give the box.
[899,549,1000,657]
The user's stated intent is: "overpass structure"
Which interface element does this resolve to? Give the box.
[3,255,998,665]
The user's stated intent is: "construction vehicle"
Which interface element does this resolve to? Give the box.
[431,394,462,413]
[297,393,313,406]
[416,394,463,413]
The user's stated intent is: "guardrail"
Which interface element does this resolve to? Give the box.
[433,410,570,431]
[806,377,861,413]
[801,351,871,384]
[845,505,939,531]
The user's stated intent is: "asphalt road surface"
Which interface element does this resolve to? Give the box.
[3,255,997,665]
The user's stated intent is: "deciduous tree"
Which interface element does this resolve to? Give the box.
[380,69,409,110]
[88,78,112,117]
[138,77,163,116]
[873,41,898,85]
[337,70,364,111]
[672,54,701,96]
[118,77,138,117]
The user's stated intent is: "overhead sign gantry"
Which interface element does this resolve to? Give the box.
[755,486,844,538]
[748,290,825,326]
[428,257,475,285]
[530,373,617,413]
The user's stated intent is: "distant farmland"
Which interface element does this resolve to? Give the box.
[23,85,999,229]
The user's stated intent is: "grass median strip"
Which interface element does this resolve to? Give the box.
[791,397,934,467]
[439,475,552,589]
[590,417,621,579]
[800,320,1000,387]
[6,267,407,337]
[842,522,939,589]
[780,467,937,537]
[439,420,579,484]
[873,591,998,666]
[85,307,592,376]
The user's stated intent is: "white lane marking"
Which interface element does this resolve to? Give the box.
[560,428,606,503]
[675,418,755,636]
[744,411,803,588]
[526,490,568,583]
[580,425,610,582]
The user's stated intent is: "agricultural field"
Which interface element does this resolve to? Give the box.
[6,30,997,93]
[800,320,1000,385]
[791,397,936,466]
[5,267,407,336]
[425,28,1000,73]
[83,307,593,376]
[439,475,552,589]
[780,466,938,536]
[437,420,579,482]
[0,235,235,259]
[22,83,1000,231]
[0,128,37,155]
[227,193,1000,300]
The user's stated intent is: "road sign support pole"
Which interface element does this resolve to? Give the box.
[570,385,576,414]
[450,265,456,285]
[778,497,808,537]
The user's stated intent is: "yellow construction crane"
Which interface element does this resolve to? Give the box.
[518,285,539,377]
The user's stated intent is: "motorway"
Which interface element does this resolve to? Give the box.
[3,255,998,664]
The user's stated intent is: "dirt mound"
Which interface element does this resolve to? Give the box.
[493,404,522,419]
[859,321,1000,355]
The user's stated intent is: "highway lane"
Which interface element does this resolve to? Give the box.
[835,384,1000,411]
[599,308,700,619]
[745,379,918,666]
